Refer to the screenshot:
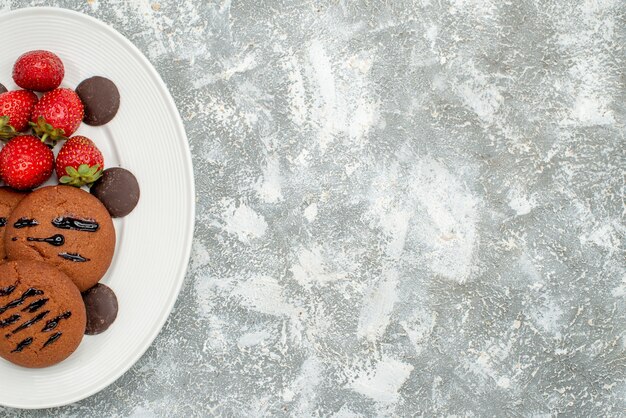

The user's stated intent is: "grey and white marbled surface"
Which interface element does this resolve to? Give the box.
[1,0,625,416]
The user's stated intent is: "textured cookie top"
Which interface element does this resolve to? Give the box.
[5,185,116,292]
[0,260,86,368]
[0,187,27,259]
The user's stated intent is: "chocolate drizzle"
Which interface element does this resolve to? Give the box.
[0,288,43,314]
[42,311,71,332]
[52,217,99,232]
[21,298,49,313]
[11,337,32,352]
[59,252,90,262]
[42,332,62,348]
[11,311,49,334]
[0,285,16,297]
[0,217,6,227]
[27,234,65,246]
[13,218,38,228]
[0,276,77,356]
[0,314,20,328]
[0,279,76,356]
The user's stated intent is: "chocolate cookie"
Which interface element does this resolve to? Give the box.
[82,283,118,335]
[76,76,120,126]
[0,260,86,368]
[5,185,115,292]
[90,167,140,217]
[0,187,27,259]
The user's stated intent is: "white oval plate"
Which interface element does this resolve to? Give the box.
[0,7,195,409]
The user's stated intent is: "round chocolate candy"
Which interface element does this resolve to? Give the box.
[82,283,118,335]
[75,76,120,126]
[90,167,139,218]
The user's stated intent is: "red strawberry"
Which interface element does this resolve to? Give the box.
[56,136,104,187]
[0,135,54,190]
[12,50,64,92]
[0,90,38,138]
[31,88,84,143]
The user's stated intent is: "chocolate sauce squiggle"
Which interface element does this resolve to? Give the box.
[0,288,43,314]
[27,234,65,246]
[52,217,99,232]
[59,252,89,262]
[13,218,38,228]
[41,311,72,332]
[11,311,49,334]
[11,337,32,352]
[42,332,62,348]
[21,298,49,313]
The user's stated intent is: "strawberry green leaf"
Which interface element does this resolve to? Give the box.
[78,164,90,175]
[0,116,17,141]
[30,116,66,145]
[60,164,104,188]
[88,164,101,176]
[65,166,79,177]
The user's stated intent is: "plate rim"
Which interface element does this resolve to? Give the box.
[0,6,196,410]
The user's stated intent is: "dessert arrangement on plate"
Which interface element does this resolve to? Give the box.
[0,50,139,368]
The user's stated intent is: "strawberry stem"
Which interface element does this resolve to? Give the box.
[30,116,66,145]
[0,116,17,141]
[59,163,103,187]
